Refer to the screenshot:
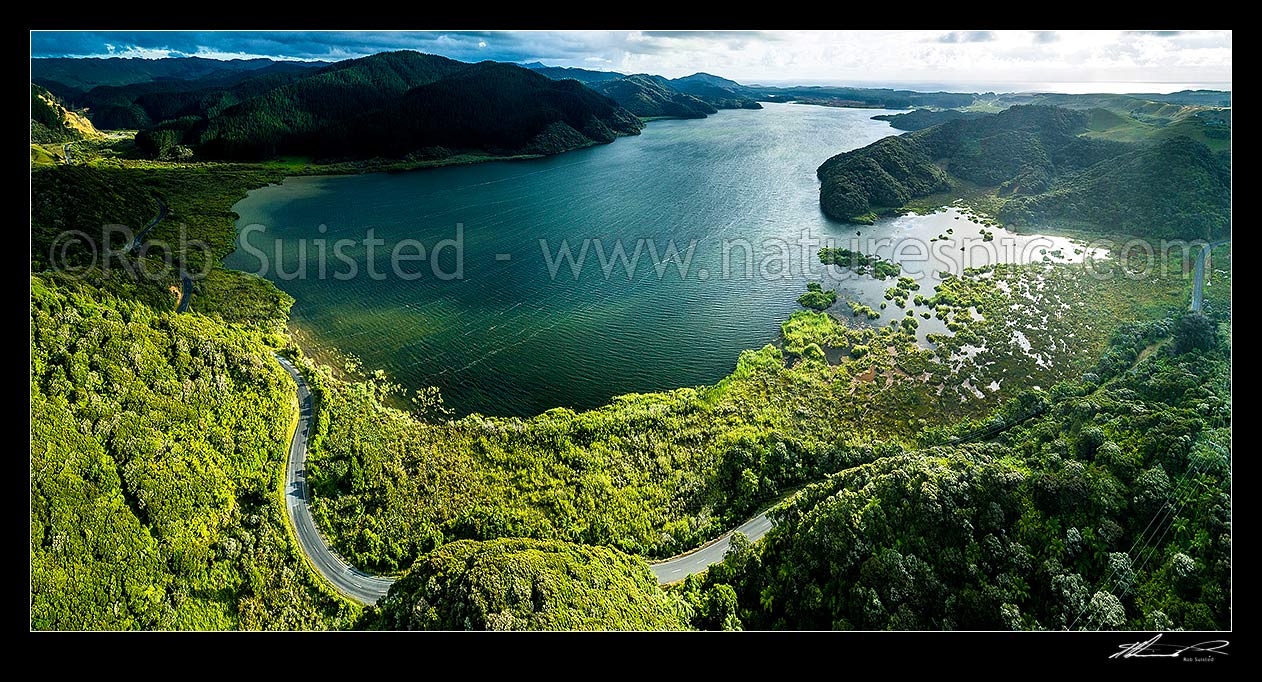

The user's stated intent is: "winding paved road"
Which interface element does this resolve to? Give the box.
[275,355,394,604]
[214,222,1233,605]
[131,199,167,251]
[272,356,776,602]
[1192,239,1229,313]
[650,512,773,584]
[175,272,193,313]
[127,199,194,314]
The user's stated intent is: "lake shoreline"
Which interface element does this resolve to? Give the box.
[223,103,1138,419]
[225,104,905,417]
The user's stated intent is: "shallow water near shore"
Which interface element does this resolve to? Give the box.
[227,102,1095,417]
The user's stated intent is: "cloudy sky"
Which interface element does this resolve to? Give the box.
[30,30,1231,88]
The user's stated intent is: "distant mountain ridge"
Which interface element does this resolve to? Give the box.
[524,64,626,84]
[871,109,988,131]
[129,51,643,162]
[527,64,761,117]
[55,62,327,130]
[673,72,743,89]
[32,56,328,94]
[590,74,717,118]
[752,84,977,109]
[668,73,762,111]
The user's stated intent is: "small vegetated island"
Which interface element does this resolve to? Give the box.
[818,246,902,278]
[797,282,839,311]
[29,51,1231,631]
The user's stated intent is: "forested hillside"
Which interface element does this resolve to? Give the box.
[32,56,321,93]
[524,63,625,84]
[63,63,321,131]
[30,275,355,629]
[871,108,987,131]
[531,65,761,112]
[1000,135,1232,239]
[30,167,155,269]
[362,538,688,630]
[667,73,762,110]
[677,315,1231,630]
[818,105,1231,238]
[316,62,643,159]
[591,74,717,119]
[128,51,642,161]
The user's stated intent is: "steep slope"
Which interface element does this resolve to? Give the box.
[30,166,154,269]
[669,73,762,110]
[533,66,761,113]
[1000,135,1232,239]
[817,134,951,222]
[171,51,470,159]
[31,84,102,143]
[591,74,717,118]
[133,52,643,161]
[315,61,643,159]
[817,104,1230,238]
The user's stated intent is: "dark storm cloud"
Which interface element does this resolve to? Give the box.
[1032,31,1059,44]
[937,31,995,43]
[1126,30,1184,38]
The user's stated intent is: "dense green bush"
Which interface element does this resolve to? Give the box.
[797,282,838,311]
[362,538,688,630]
[30,275,354,629]
[818,104,1230,239]
[124,52,643,162]
[678,327,1231,630]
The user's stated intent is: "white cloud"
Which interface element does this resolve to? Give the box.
[36,30,1232,88]
[102,43,178,60]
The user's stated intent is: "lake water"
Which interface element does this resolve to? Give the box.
[227,102,1095,417]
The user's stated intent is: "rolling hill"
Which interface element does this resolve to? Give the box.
[361,538,687,630]
[530,65,762,113]
[668,72,762,110]
[130,51,643,162]
[590,74,717,118]
[523,63,625,84]
[58,62,324,130]
[32,56,325,96]
[817,104,1230,239]
[675,324,1231,630]
[871,109,988,131]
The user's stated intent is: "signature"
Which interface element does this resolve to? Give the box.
[1111,634,1230,660]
